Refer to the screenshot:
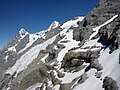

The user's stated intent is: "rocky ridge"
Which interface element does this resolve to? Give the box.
[0,0,120,90]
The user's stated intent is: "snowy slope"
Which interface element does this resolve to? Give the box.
[57,29,80,62]
[25,15,119,90]
[5,35,57,76]
[18,21,60,54]
[52,15,120,90]
[5,17,84,76]
[73,48,119,90]
[73,15,120,90]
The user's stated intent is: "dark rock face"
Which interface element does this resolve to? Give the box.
[90,59,103,71]
[0,32,29,70]
[73,0,120,47]
[50,71,61,85]
[45,27,62,40]
[86,0,120,26]
[49,49,56,59]
[16,66,49,90]
[61,50,100,70]
[102,76,118,90]
[30,38,43,47]
[0,50,17,69]
[73,25,93,42]
[15,34,29,52]
[98,30,119,54]
[0,69,5,82]
[57,71,65,78]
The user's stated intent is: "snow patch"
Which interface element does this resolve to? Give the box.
[26,83,42,90]
[8,46,16,52]
[57,30,79,62]
[41,54,49,63]
[61,17,84,29]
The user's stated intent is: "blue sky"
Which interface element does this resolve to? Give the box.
[0,0,99,49]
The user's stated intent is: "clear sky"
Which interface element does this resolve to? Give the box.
[0,0,99,49]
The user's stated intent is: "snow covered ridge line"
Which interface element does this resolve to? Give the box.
[61,16,84,29]
[18,32,46,54]
[89,15,118,40]
[5,34,58,76]
[18,21,59,54]
[48,21,60,31]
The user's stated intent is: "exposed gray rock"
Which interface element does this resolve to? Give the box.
[0,69,5,82]
[73,0,120,47]
[39,67,49,77]
[102,76,118,90]
[57,71,65,78]
[60,83,72,90]
[62,50,100,70]
[71,59,79,66]
[91,59,103,71]
[46,86,52,90]
[48,49,56,60]
[15,34,29,52]
[73,26,92,42]
[96,72,102,78]
[50,71,61,85]
[30,38,44,47]
[1,0,120,90]
[45,27,62,40]
[60,40,70,43]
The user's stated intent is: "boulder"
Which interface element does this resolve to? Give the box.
[102,76,118,90]
[71,59,79,66]
[61,50,100,70]
[57,72,65,78]
[90,59,103,71]
[50,71,61,85]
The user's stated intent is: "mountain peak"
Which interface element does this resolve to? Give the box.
[48,21,60,31]
[19,28,29,38]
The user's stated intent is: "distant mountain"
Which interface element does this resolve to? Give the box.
[0,0,120,90]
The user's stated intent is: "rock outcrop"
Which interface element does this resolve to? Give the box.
[102,76,118,90]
